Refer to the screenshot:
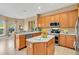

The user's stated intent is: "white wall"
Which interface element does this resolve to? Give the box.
[24,16,37,31]
[24,20,28,31]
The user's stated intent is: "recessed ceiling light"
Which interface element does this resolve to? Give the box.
[38,6,41,10]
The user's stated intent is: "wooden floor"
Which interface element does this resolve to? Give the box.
[0,35,76,55]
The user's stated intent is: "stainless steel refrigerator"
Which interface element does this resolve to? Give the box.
[75,17,79,55]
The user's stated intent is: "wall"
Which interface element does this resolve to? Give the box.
[24,16,37,31]
[0,15,25,35]
[0,15,38,36]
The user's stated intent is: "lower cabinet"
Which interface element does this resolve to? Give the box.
[47,43,54,55]
[66,35,75,48]
[59,35,75,49]
[59,35,66,46]
[16,35,26,50]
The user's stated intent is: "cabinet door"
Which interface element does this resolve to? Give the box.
[60,13,68,28]
[40,17,43,27]
[66,35,75,48]
[45,16,51,27]
[34,43,46,55]
[51,15,55,22]
[37,17,44,27]
[47,43,54,55]
[47,39,54,55]
[54,14,60,22]
[37,17,41,27]
[59,35,66,46]
[68,10,78,28]
[42,16,45,27]
[19,35,26,49]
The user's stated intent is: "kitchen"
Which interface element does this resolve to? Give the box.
[0,3,79,55]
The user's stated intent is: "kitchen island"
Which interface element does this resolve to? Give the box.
[26,35,55,55]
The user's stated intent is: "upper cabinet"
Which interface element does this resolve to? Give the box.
[37,16,45,27]
[60,12,69,28]
[37,17,41,27]
[37,10,78,28]
[54,14,60,22]
[51,14,60,23]
[37,16,51,27]
[45,16,51,27]
[68,10,78,28]
[51,15,54,22]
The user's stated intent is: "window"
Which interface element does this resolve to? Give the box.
[8,24,16,33]
[0,20,5,36]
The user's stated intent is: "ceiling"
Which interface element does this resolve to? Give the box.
[0,3,75,19]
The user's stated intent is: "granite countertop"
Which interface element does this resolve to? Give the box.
[16,31,41,35]
[26,35,55,43]
[59,28,76,35]
[60,32,76,35]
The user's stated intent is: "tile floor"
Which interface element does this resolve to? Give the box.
[0,35,77,55]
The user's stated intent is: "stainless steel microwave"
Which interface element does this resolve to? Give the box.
[50,22,59,26]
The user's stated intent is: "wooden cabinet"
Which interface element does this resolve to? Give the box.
[37,17,43,27]
[66,35,75,48]
[39,17,43,27]
[47,39,55,55]
[16,35,26,50]
[38,16,51,27]
[68,10,78,28]
[37,17,41,27]
[51,15,54,22]
[45,16,51,27]
[60,13,68,28]
[37,16,45,27]
[34,43,47,55]
[27,38,55,55]
[54,14,60,22]
[37,10,78,28]
[59,35,75,49]
[59,35,66,46]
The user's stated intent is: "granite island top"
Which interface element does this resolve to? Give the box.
[26,35,55,43]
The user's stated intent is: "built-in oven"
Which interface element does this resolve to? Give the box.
[50,22,60,44]
[51,29,60,44]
